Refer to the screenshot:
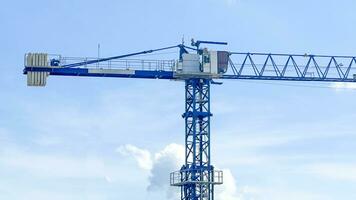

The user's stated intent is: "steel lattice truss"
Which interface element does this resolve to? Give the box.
[183,79,212,200]
[224,53,356,82]
[169,79,222,200]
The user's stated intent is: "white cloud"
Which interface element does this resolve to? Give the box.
[331,82,356,90]
[118,143,183,199]
[149,144,184,199]
[216,169,242,200]
[117,144,153,170]
[117,143,250,200]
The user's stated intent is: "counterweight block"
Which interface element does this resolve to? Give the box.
[25,53,50,86]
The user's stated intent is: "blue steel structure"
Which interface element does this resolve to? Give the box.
[170,78,222,200]
[23,41,356,200]
[24,53,356,82]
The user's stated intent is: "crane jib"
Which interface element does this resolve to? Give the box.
[23,46,356,87]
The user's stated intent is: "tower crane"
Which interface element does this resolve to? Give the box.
[23,39,356,200]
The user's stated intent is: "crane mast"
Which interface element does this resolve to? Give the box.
[170,78,222,200]
[23,40,356,200]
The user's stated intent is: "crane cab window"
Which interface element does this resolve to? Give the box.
[203,54,210,63]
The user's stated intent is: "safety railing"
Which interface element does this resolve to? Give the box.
[170,169,223,186]
[59,57,176,71]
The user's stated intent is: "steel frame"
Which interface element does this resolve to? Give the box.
[226,52,356,81]
[24,52,356,82]
[171,78,221,200]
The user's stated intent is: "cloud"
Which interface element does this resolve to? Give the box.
[148,143,184,195]
[118,143,249,200]
[118,143,183,199]
[117,144,153,170]
[216,169,242,200]
[331,82,356,90]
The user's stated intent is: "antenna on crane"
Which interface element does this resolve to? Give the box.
[98,43,101,59]
[97,43,101,69]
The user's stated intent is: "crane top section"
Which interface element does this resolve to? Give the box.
[23,40,356,86]
[24,41,230,86]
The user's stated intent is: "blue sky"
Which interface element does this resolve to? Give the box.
[1,0,356,199]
